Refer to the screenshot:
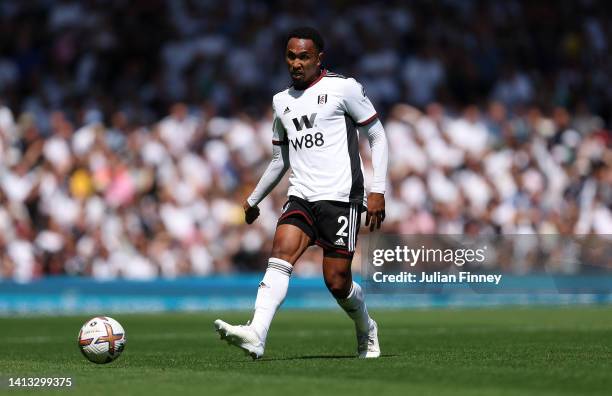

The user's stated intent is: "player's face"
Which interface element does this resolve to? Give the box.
[285,38,323,89]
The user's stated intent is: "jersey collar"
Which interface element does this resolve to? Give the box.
[293,69,327,91]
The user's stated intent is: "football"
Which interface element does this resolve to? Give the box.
[78,316,126,364]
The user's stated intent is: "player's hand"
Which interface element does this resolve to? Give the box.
[365,192,385,232]
[243,201,260,224]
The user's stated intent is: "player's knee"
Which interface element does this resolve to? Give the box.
[271,238,300,263]
[324,272,352,298]
[271,222,311,263]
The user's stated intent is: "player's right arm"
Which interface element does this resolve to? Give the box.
[243,104,290,224]
[342,78,389,231]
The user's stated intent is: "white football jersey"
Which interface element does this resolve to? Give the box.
[272,70,378,205]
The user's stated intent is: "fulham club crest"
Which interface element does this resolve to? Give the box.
[317,94,327,104]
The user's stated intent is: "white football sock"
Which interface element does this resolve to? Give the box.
[251,257,293,342]
[336,281,371,334]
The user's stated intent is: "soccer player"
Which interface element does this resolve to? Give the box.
[214,27,388,359]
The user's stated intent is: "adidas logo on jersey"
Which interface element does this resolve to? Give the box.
[283,106,291,114]
[334,237,346,246]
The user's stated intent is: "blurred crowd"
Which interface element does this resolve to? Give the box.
[0,100,609,281]
[2,0,612,123]
[0,0,610,281]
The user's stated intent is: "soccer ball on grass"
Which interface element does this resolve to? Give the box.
[78,316,126,364]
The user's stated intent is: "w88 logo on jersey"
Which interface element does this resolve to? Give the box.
[290,132,324,150]
[290,113,325,150]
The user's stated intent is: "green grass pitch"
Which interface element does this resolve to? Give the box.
[1,307,611,395]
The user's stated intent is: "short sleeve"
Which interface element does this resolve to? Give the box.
[271,103,288,145]
[343,78,378,126]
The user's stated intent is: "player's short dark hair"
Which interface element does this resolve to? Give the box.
[285,27,324,53]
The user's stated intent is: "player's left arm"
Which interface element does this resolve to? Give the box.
[358,119,388,231]
[343,78,389,231]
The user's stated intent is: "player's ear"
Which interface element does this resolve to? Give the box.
[317,51,324,68]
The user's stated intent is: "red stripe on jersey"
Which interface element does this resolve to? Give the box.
[356,113,378,127]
